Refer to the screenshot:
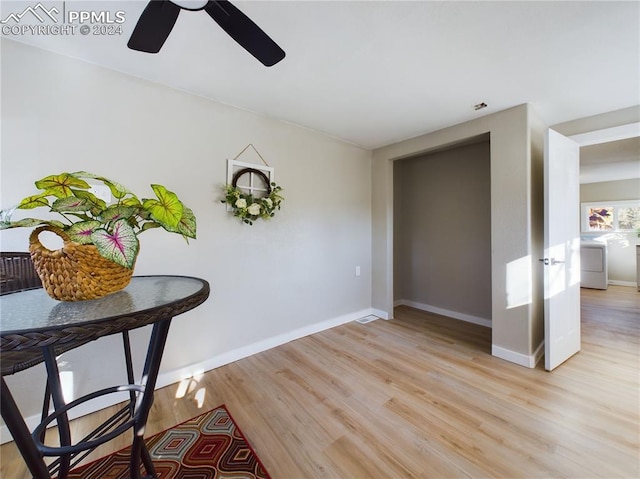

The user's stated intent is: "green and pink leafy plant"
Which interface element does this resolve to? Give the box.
[0,171,196,268]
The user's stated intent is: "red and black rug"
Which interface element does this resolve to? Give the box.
[67,405,271,479]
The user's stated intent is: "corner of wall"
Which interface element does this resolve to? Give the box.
[492,340,544,369]
[528,105,547,355]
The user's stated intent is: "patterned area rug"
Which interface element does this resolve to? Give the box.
[67,405,271,479]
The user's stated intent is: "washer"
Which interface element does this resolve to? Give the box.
[580,239,608,290]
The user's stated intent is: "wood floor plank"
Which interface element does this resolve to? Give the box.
[1,285,638,478]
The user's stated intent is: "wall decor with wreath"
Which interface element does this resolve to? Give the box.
[222,144,284,225]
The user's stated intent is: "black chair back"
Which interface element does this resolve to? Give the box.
[1,252,42,294]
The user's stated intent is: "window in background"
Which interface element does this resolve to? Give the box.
[618,205,640,231]
[581,200,640,232]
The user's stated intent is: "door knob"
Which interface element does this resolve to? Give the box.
[538,258,564,266]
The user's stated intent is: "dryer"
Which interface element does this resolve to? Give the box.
[580,240,608,290]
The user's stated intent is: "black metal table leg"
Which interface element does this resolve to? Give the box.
[0,377,50,478]
[141,444,156,479]
[130,318,172,479]
[40,379,51,443]
[122,330,157,477]
[123,331,137,415]
[42,345,72,479]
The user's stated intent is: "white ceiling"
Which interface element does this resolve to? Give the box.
[1,1,639,150]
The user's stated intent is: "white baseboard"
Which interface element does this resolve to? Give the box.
[397,299,542,369]
[395,299,492,328]
[492,342,543,369]
[155,307,373,390]
[608,280,637,287]
[371,308,392,320]
[532,341,545,367]
[1,308,372,445]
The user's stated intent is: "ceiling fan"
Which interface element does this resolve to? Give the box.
[127,0,286,67]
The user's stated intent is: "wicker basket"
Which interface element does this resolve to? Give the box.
[29,226,135,302]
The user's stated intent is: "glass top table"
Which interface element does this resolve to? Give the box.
[0,275,210,479]
[1,275,208,337]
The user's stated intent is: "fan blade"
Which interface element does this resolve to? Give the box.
[204,1,285,66]
[128,1,181,53]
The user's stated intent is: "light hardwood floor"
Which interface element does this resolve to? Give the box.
[1,285,639,478]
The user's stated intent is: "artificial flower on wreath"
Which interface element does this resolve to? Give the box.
[222,182,283,225]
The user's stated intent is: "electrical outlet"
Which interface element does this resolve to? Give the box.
[355,266,361,277]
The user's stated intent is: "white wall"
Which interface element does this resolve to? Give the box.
[0,39,372,439]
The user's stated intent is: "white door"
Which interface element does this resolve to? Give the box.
[544,128,581,371]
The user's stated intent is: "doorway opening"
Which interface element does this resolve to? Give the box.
[393,134,492,333]
[545,123,640,370]
[578,136,640,290]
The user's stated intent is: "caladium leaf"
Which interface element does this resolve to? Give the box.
[0,218,44,229]
[0,218,66,230]
[70,171,102,180]
[121,196,142,208]
[50,220,67,228]
[101,205,136,223]
[142,185,183,230]
[67,221,101,244]
[91,219,139,269]
[102,179,131,199]
[52,196,92,213]
[135,207,152,220]
[71,189,107,212]
[176,207,197,239]
[140,222,161,232]
[17,194,50,210]
[71,171,131,199]
[35,173,90,198]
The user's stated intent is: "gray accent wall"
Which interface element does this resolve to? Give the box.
[393,140,492,321]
